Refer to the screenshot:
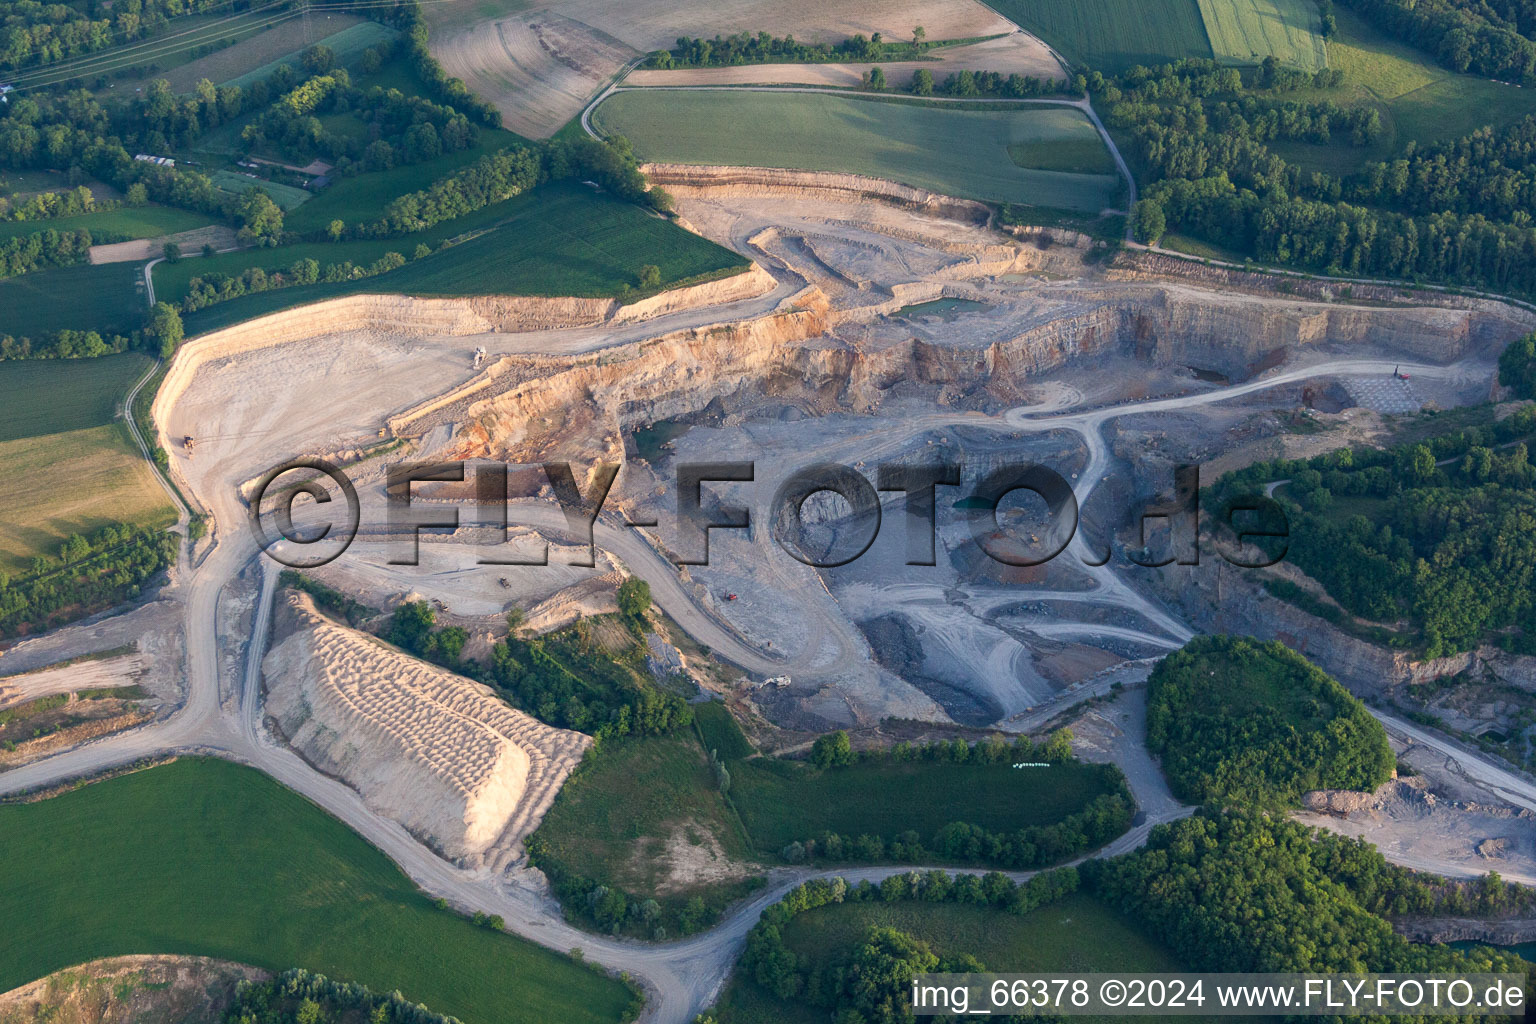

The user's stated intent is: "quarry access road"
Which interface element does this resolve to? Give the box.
[0,341,1505,1024]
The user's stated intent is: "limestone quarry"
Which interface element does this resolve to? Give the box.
[262,592,588,867]
[133,164,1536,899]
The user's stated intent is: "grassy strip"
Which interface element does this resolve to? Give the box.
[177,184,747,334]
[0,757,635,1024]
[0,205,209,244]
[592,91,1121,210]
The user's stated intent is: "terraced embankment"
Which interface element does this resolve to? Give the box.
[263,592,589,868]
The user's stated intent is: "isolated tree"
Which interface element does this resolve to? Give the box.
[865,66,885,90]
[146,302,183,358]
[638,263,662,289]
[811,729,854,768]
[913,25,925,44]
[235,188,283,247]
[617,576,651,619]
[162,240,180,262]
[911,68,934,95]
[328,219,346,242]
[1132,199,1166,244]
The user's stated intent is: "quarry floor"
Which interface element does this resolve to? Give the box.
[4,183,1536,1018]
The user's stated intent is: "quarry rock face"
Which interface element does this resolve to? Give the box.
[262,593,589,865]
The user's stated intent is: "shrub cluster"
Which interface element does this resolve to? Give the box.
[0,525,176,638]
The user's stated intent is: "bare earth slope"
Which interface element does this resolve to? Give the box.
[262,593,589,866]
[0,956,263,1024]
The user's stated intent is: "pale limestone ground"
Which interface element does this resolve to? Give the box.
[262,592,589,870]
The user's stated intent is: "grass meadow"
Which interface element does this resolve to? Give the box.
[727,756,1124,850]
[1198,0,1327,71]
[1268,6,1536,177]
[0,261,146,339]
[0,353,173,570]
[0,205,209,244]
[175,183,749,334]
[531,729,756,916]
[592,92,1123,210]
[0,758,632,1024]
[985,0,1213,74]
[715,892,1186,1024]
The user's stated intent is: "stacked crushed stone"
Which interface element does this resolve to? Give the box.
[263,593,589,867]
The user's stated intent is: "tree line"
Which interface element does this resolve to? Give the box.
[1340,0,1536,84]
[1086,811,1529,991]
[1117,60,1536,296]
[652,30,910,68]
[224,967,461,1024]
[1145,635,1396,807]
[1210,401,1536,656]
[0,182,107,222]
[0,0,259,74]
[0,225,93,278]
[0,524,177,638]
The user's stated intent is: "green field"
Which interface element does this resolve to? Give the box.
[986,0,1213,74]
[0,354,172,569]
[0,205,209,244]
[592,92,1122,211]
[728,756,1123,850]
[173,183,749,334]
[284,129,526,233]
[209,171,313,210]
[0,424,174,571]
[0,262,146,339]
[531,730,758,929]
[1270,6,1536,176]
[1009,136,1119,174]
[717,892,1185,1024]
[0,758,631,1024]
[1198,0,1327,70]
[0,354,151,442]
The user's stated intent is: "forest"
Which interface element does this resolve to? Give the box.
[0,0,254,73]
[1210,400,1536,656]
[1340,0,1536,84]
[0,524,177,637]
[1086,811,1530,985]
[1117,60,1536,296]
[1145,635,1396,806]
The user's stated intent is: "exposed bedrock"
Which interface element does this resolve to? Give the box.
[423,283,1523,467]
